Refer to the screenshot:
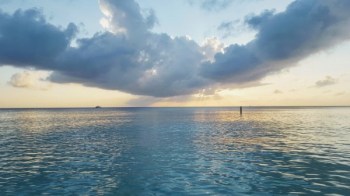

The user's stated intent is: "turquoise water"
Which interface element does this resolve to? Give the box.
[0,107,349,195]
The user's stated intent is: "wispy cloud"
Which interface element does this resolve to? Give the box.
[217,20,249,38]
[273,89,283,94]
[315,76,337,87]
[188,0,233,12]
[335,91,346,96]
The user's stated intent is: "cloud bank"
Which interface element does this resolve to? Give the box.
[0,0,350,97]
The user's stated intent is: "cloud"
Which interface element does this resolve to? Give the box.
[201,0,350,83]
[8,71,51,90]
[8,72,34,88]
[315,76,337,87]
[0,1,208,97]
[245,10,275,30]
[217,20,249,38]
[334,91,346,96]
[188,0,233,12]
[47,0,209,97]
[0,0,350,98]
[98,0,157,37]
[0,9,77,68]
[217,21,235,32]
[49,32,207,97]
[201,37,225,62]
[273,89,283,94]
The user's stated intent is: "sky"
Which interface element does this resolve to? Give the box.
[0,0,349,108]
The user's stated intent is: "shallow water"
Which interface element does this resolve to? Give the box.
[0,107,349,195]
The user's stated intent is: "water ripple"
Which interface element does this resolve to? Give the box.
[0,107,349,195]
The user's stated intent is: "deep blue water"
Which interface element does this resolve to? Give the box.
[0,107,350,195]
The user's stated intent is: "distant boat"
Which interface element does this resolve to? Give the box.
[95,106,102,109]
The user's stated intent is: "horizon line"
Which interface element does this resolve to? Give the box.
[1,106,350,110]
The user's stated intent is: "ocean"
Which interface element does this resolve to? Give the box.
[0,107,349,195]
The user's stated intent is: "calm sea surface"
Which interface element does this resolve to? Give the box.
[0,107,349,195]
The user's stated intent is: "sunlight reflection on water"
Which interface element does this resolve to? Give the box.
[0,107,349,195]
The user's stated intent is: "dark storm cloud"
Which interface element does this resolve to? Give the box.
[201,0,350,82]
[1,0,350,98]
[0,9,77,68]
